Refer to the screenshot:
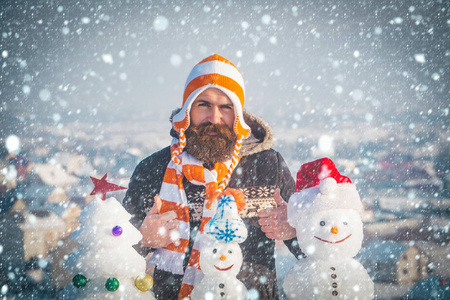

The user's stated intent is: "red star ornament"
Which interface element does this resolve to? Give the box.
[90,173,127,200]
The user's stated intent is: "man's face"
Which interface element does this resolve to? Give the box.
[184,89,237,165]
[190,88,235,130]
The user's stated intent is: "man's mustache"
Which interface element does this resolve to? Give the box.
[186,123,235,138]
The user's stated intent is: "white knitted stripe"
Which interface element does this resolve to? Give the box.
[159,182,187,204]
[177,220,190,240]
[201,208,217,219]
[184,60,245,92]
[147,248,185,274]
[191,232,204,249]
[180,233,208,289]
[182,266,204,286]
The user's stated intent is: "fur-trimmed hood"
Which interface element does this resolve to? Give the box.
[239,110,273,156]
[169,109,273,157]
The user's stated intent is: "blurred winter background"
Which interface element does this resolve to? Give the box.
[1,0,449,299]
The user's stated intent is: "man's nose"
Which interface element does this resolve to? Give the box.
[208,107,222,124]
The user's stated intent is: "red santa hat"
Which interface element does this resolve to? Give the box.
[295,157,352,192]
[288,158,363,226]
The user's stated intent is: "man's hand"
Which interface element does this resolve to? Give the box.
[139,195,180,248]
[258,188,296,240]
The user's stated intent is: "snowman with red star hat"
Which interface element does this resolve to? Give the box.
[283,158,374,300]
[191,189,248,300]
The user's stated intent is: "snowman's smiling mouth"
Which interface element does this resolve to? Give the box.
[214,265,234,271]
[314,234,352,244]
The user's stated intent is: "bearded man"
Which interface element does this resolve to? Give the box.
[123,54,303,300]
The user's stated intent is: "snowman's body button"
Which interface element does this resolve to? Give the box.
[332,282,338,288]
[332,290,338,296]
[331,273,337,279]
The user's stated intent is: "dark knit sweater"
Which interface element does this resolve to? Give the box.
[123,111,303,299]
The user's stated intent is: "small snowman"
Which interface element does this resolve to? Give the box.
[283,158,374,300]
[191,190,248,300]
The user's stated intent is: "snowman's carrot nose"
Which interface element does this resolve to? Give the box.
[220,255,227,261]
[331,227,338,234]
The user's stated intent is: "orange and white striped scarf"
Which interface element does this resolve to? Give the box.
[148,130,242,299]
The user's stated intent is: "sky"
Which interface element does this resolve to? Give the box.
[1,0,449,130]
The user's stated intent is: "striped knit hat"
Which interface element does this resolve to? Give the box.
[172,54,251,139]
[170,54,251,201]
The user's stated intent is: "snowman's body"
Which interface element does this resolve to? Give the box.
[284,257,372,299]
[191,271,247,300]
[284,178,374,300]
[191,240,248,300]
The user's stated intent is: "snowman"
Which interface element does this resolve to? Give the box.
[191,191,249,300]
[283,158,374,300]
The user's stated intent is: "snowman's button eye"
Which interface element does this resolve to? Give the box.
[343,221,348,225]
[213,249,217,254]
[228,250,232,254]
[320,221,326,226]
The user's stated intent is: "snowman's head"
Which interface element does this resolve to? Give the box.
[199,239,243,277]
[288,177,365,259]
[295,208,363,259]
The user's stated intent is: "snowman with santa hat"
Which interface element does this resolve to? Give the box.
[191,189,249,300]
[283,158,374,300]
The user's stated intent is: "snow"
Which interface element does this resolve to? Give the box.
[392,17,404,24]
[38,89,51,102]
[261,14,271,25]
[253,52,265,63]
[5,135,20,154]
[153,16,169,31]
[431,73,440,80]
[170,54,182,66]
[22,85,30,94]
[350,89,364,101]
[101,54,114,64]
[81,17,90,24]
[414,53,426,64]
[1,0,448,298]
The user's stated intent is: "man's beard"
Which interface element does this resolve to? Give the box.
[184,123,237,165]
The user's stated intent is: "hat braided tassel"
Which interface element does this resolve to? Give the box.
[171,128,186,165]
[206,136,242,209]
